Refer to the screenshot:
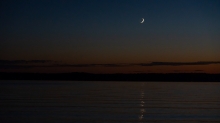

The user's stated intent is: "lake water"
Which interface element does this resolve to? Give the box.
[1,81,220,123]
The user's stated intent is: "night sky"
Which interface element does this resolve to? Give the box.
[1,0,220,73]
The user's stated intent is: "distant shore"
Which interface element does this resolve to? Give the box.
[1,72,220,82]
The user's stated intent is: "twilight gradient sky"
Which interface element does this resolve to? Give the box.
[1,0,220,73]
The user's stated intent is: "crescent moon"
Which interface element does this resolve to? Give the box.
[140,18,144,23]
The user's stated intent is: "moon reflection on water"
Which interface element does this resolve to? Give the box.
[139,83,145,123]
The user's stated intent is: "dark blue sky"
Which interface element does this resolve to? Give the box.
[1,0,220,73]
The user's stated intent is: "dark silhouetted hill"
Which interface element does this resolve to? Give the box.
[0,72,220,82]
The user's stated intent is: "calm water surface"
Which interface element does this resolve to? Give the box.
[1,81,220,123]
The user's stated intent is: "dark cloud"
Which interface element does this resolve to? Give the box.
[194,70,204,72]
[0,60,54,64]
[101,63,130,67]
[56,64,97,67]
[49,61,220,68]
[135,61,220,66]
[0,65,39,69]
[1,60,220,69]
[55,63,129,67]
